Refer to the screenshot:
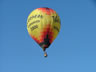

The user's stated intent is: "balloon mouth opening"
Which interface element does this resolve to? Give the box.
[39,43,50,49]
[42,47,46,51]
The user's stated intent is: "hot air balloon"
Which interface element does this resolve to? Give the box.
[27,7,61,57]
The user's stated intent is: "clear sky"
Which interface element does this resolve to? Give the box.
[0,0,96,72]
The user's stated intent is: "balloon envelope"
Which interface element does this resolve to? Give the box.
[27,7,61,50]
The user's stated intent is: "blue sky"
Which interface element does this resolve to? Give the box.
[0,0,96,72]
